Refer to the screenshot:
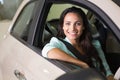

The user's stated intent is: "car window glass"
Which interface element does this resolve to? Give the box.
[11,2,35,41]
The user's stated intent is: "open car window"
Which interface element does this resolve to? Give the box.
[39,1,120,74]
[43,3,120,55]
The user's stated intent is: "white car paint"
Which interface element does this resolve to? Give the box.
[88,0,120,29]
[0,20,11,42]
[0,31,65,80]
[114,67,120,80]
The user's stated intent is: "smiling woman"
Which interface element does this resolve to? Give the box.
[42,6,114,80]
[41,1,120,79]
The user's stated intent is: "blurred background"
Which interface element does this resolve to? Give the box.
[0,0,23,20]
[0,0,23,41]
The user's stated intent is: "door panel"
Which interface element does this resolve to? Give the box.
[0,35,65,80]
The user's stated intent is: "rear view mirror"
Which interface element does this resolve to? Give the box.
[56,68,107,80]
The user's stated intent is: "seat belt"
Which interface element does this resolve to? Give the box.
[57,38,94,67]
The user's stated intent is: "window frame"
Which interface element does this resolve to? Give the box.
[10,0,40,45]
[34,0,120,72]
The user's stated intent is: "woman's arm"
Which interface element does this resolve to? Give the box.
[47,48,89,69]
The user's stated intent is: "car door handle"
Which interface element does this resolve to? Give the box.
[14,70,27,80]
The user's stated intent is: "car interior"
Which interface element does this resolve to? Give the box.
[41,3,120,74]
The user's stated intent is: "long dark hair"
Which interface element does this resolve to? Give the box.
[57,7,106,74]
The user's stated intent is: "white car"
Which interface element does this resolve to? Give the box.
[0,0,120,80]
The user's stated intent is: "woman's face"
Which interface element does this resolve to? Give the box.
[63,12,84,41]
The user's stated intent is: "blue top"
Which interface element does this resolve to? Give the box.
[42,37,112,76]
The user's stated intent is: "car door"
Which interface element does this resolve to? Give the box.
[0,0,65,80]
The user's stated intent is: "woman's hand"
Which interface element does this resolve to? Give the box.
[80,62,89,69]
[107,75,115,80]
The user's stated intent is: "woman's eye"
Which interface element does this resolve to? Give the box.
[76,22,81,26]
[65,23,70,26]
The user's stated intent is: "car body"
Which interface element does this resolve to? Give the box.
[0,20,11,41]
[0,0,120,80]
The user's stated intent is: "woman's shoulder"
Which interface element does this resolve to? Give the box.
[50,37,61,43]
[50,37,59,40]
[49,37,65,45]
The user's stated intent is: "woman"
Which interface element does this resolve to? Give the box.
[42,7,114,80]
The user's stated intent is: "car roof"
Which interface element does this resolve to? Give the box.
[11,0,120,31]
[87,0,120,29]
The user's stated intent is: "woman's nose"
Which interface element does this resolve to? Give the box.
[70,24,76,30]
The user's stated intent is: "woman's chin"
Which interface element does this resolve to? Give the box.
[67,36,78,40]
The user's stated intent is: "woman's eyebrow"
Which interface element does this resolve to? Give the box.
[64,21,71,23]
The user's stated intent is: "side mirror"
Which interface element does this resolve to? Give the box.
[56,68,107,80]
